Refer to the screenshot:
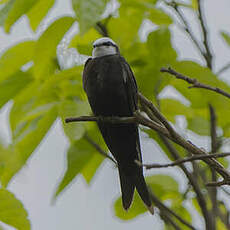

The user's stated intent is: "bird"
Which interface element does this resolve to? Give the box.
[82,37,154,214]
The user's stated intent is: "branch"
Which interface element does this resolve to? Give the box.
[95,21,109,37]
[197,0,213,69]
[216,62,230,75]
[65,95,230,184]
[136,152,230,169]
[84,133,117,164]
[138,101,210,225]
[160,212,182,230]
[161,67,230,99]
[138,92,177,137]
[209,105,218,229]
[149,190,196,230]
[166,1,205,60]
[137,93,230,184]
[65,116,137,124]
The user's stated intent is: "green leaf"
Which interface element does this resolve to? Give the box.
[69,28,101,56]
[0,70,33,109]
[81,153,104,184]
[54,66,86,100]
[55,138,99,197]
[0,189,30,230]
[160,98,191,122]
[148,8,172,25]
[4,0,37,32]
[81,123,108,184]
[147,175,179,200]
[0,0,15,27]
[221,31,230,47]
[147,29,177,64]
[59,99,91,141]
[33,16,74,79]
[0,41,35,82]
[191,0,198,10]
[187,116,210,135]
[135,28,177,99]
[27,0,55,31]
[107,5,143,48]
[0,0,10,3]
[55,121,108,196]
[2,106,57,186]
[5,81,58,186]
[114,190,147,220]
[72,0,108,34]
[167,61,230,131]
[223,124,230,137]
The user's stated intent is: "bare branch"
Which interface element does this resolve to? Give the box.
[65,115,137,124]
[138,92,177,137]
[209,105,218,230]
[149,190,196,230]
[216,62,230,75]
[65,95,230,184]
[166,1,205,60]
[84,134,117,164]
[160,212,182,230]
[95,21,109,37]
[197,0,213,69]
[206,180,227,187]
[161,67,230,99]
[136,152,230,169]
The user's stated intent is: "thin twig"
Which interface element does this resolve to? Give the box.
[135,152,230,169]
[161,67,230,99]
[149,190,196,230]
[166,1,205,60]
[84,133,117,164]
[95,21,109,37]
[160,212,182,230]
[221,187,230,196]
[65,116,137,124]
[197,0,213,69]
[206,180,227,187]
[209,105,218,230]
[158,135,211,229]
[216,62,230,75]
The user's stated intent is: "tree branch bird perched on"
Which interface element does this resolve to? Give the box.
[83,37,154,214]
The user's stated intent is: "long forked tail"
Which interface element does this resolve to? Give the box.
[118,168,135,210]
[134,173,154,214]
[119,168,154,214]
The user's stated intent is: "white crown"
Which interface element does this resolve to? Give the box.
[93,37,117,47]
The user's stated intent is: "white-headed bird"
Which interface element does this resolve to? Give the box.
[83,37,154,214]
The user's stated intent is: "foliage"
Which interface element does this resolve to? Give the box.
[0,0,229,229]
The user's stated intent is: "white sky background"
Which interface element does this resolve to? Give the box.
[0,0,230,229]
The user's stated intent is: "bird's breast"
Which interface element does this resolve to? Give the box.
[84,56,130,116]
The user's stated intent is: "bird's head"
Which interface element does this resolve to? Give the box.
[92,37,119,58]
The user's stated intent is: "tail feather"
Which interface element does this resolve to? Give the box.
[118,168,135,210]
[134,173,154,214]
[119,166,154,214]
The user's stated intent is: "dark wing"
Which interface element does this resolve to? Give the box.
[120,56,138,113]
[120,56,142,163]
[120,56,153,211]
[82,57,93,92]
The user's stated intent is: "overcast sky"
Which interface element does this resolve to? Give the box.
[0,0,230,229]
